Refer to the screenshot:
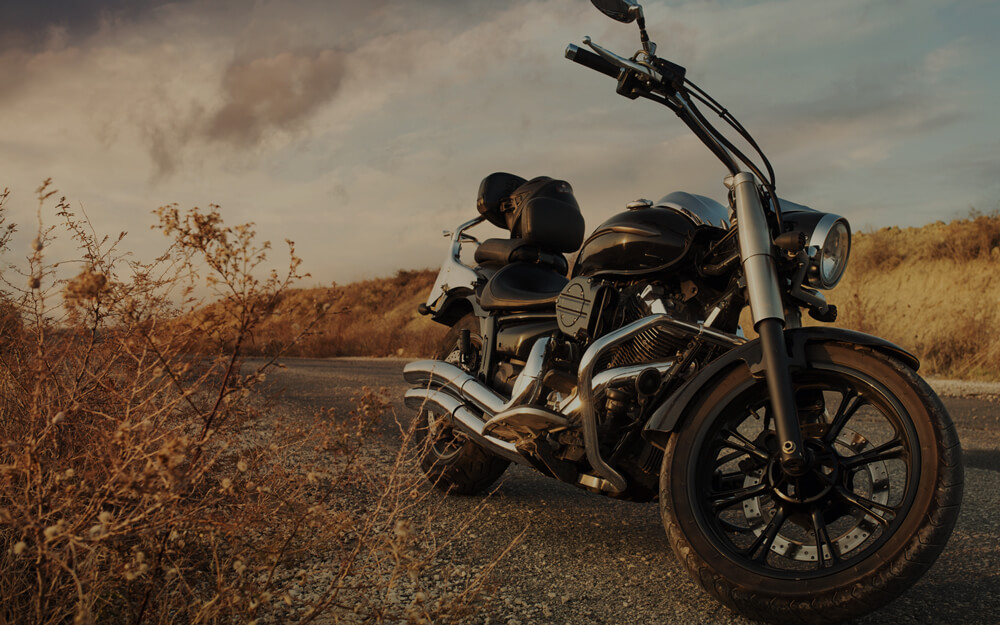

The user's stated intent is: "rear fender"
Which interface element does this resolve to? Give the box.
[642,327,919,448]
[428,290,483,327]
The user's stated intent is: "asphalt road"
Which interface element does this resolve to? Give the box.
[263,357,1000,625]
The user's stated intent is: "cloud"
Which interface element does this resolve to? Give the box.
[0,0,188,52]
[133,48,346,178]
[203,49,345,146]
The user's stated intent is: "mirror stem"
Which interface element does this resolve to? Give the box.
[631,5,656,56]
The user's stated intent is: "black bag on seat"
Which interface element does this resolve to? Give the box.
[477,172,527,229]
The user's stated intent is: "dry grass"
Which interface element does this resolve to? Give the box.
[828,211,1000,380]
[0,182,507,624]
[235,270,448,359]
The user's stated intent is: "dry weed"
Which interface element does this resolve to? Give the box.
[0,182,507,624]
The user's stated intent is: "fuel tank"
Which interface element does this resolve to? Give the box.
[573,192,730,278]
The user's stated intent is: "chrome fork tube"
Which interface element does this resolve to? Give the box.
[727,172,806,473]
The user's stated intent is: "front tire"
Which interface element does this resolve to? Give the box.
[660,342,963,624]
[417,314,509,495]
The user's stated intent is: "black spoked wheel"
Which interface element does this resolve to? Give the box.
[661,343,963,624]
[417,314,509,495]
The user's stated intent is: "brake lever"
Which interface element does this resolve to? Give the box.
[583,36,664,84]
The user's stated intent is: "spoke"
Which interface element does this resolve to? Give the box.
[745,506,787,562]
[824,387,866,443]
[841,437,905,470]
[714,449,745,468]
[713,470,749,494]
[709,482,768,511]
[810,507,839,568]
[714,469,749,482]
[835,486,895,527]
[718,518,755,534]
[721,428,770,462]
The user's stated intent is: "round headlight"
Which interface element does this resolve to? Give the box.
[807,214,851,289]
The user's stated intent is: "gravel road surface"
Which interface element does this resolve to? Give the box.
[263,358,1000,625]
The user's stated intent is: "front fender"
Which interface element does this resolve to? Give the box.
[642,327,919,448]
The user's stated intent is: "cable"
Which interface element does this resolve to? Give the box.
[683,81,783,227]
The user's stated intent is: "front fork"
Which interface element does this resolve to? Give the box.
[727,173,807,475]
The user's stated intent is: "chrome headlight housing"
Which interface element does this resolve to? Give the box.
[806,214,851,289]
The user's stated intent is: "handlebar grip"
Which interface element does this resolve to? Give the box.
[565,44,620,79]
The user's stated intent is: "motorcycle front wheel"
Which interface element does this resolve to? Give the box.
[660,342,963,624]
[416,314,509,495]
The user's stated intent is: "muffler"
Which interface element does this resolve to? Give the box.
[403,360,505,414]
[404,387,530,466]
[403,338,552,416]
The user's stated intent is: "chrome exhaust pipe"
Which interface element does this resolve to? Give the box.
[403,360,505,415]
[403,338,552,415]
[404,387,530,467]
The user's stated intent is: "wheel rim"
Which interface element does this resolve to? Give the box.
[689,366,921,578]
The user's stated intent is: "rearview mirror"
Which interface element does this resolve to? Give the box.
[590,0,640,24]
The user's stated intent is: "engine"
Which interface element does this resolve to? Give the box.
[556,277,707,370]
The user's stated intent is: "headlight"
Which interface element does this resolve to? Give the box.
[806,214,851,289]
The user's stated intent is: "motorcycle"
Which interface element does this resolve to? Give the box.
[403,1,963,622]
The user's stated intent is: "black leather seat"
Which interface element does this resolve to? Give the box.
[478,262,568,311]
[474,239,569,275]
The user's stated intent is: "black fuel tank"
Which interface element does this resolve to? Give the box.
[573,206,699,278]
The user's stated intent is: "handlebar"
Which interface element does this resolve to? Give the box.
[563,33,778,216]
[565,44,620,79]
[564,37,746,179]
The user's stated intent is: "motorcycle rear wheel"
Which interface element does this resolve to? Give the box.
[660,342,963,624]
[417,314,509,495]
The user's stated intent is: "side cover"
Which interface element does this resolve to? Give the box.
[642,327,920,448]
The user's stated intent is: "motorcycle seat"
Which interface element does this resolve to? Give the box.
[478,262,568,311]
[474,238,569,275]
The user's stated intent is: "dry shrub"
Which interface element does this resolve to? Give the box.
[0,182,508,624]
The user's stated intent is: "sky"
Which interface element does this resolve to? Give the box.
[0,0,997,286]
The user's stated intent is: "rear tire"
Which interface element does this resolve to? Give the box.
[660,343,963,624]
[417,314,509,495]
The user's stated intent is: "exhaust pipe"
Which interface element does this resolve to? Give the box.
[403,338,552,416]
[403,360,505,415]
[404,387,530,466]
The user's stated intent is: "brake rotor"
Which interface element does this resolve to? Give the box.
[742,426,890,562]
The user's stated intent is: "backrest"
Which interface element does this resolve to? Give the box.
[507,176,586,253]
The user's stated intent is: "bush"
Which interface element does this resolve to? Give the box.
[0,182,504,624]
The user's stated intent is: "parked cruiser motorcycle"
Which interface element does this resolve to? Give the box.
[404,1,963,622]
